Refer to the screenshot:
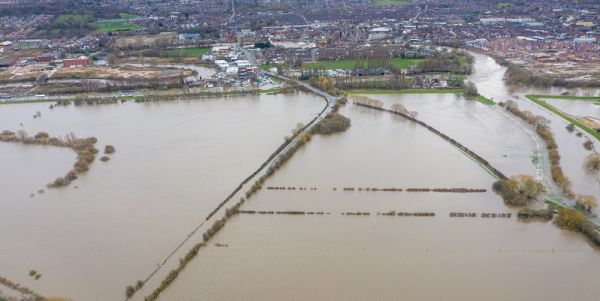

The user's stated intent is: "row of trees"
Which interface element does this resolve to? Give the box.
[143,99,332,299]
[499,100,574,198]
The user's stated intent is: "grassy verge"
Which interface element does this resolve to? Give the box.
[530,94,600,101]
[0,99,59,105]
[165,48,209,57]
[526,95,600,141]
[343,88,464,95]
[474,95,495,105]
[544,199,564,210]
[259,87,281,94]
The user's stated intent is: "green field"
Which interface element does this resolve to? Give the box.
[305,58,424,70]
[497,2,512,7]
[526,95,600,141]
[343,88,464,95]
[474,95,495,105]
[165,48,210,57]
[374,0,408,6]
[96,13,142,32]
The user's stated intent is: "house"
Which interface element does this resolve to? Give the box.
[63,56,90,68]
[0,56,16,67]
[37,52,60,62]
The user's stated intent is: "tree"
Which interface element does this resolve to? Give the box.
[585,153,600,172]
[493,175,546,206]
[576,195,598,213]
[464,81,478,97]
[126,285,135,298]
[566,123,575,132]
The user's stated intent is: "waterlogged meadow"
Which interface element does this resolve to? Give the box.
[0,92,325,300]
[2,51,600,301]
[158,96,600,301]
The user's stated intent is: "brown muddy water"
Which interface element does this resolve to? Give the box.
[159,100,600,301]
[2,52,600,301]
[157,53,600,301]
[544,98,600,120]
[0,92,325,300]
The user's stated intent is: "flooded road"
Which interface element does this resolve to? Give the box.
[0,92,324,300]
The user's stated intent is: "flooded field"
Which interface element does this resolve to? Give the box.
[0,92,325,300]
[2,51,600,301]
[159,99,600,301]
[517,98,600,215]
[544,98,600,119]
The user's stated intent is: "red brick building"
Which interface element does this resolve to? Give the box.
[63,57,89,68]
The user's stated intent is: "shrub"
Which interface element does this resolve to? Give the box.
[464,81,478,97]
[104,145,116,154]
[566,123,575,133]
[575,195,598,213]
[585,153,600,172]
[126,285,135,298]
[583,140,594,151]
[517,207,554,221]
[310,112,351,135]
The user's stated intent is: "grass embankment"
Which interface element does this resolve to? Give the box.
[0,99,59,105]
[474,95,495,105]
[258,87,282,94]
[526,95,600,141]
[96,13,142,32]
[165,48,209,57]
[343,88,464,95]
[304,58,424,70]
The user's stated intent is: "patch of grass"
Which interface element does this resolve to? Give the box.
[390,58,424,68]
[343,88,464,95]
[497,2,511,7]
[96,15,142,32]
[165,48,209,57]
[118,96,137,101]
[526,95,600,141]
[374,0,407,6]
[544,199,564,210]
[259,87,281,94]
[118,12,138,19]
[474,95,495,105]
[304,58,423,70]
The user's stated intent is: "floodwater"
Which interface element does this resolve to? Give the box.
[471,51,600,212]
[157,53,600,301]
[3,51,600,301]
[160,100,600,301]
[545,98,600,120]
[0,92,325,300]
